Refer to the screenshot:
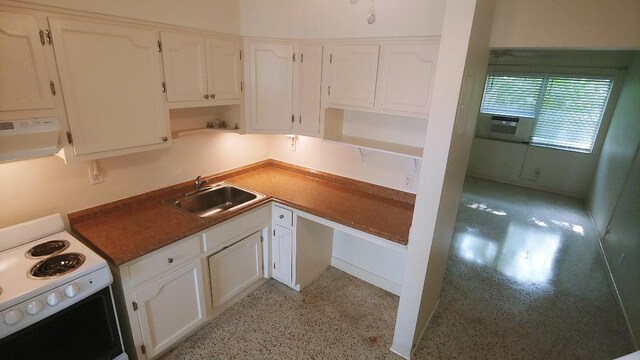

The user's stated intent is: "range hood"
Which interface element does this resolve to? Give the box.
[0,118,61,162]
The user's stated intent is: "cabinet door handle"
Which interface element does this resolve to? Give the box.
[162,136,168,142]
[299,115,302,124]
[279,214,284,219]
[167,257,174,264]
[204,94,209,99]
[210,94,216,99]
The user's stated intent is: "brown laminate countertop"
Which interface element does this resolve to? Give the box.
[69,160,415,266]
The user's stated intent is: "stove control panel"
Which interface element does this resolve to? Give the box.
[0,266,112,338]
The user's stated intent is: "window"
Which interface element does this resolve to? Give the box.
[481,74,613,153]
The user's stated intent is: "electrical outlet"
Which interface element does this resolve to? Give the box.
[402,174,414,189]
[88,168,104,185]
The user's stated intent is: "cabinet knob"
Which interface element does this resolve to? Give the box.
[279,215,284,219]
[204,94,209,99]
[167,257,174,264]
[210,94,216,99]
[162,136,168,142]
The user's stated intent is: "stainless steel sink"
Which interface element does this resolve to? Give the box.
[165,183,265,220]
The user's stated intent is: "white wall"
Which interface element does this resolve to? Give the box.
[269,135,420,193]
[490,0,640,49]
[239,0,446,39]
[0,133,270,228]
[466,51,632,198]
[391,0,496,357]
[13,0,241,34]
[468,139,597,197]
[587,53,640,347]
[589,53,640,237]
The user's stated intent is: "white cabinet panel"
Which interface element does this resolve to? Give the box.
[294,45,323,136]
[49,18,169,156]
[208,231,263,308]
[133,260,206,359]
[272,224,293,284]
[246,42,293,131]
[206,38,242,100]
[375,43,439,115]
[327,44,379,109]
[160,32,207,102]
[0,11,54,111]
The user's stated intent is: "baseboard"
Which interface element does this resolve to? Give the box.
[585,205,638,349]
[330,257,402,296]
[389,300,440,359]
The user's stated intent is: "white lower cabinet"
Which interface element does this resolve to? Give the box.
[208,231,264,308]
[271,224,293,284]
[132,260,206,359]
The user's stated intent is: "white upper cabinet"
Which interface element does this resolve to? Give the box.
[245,41,293,131]
[293,44,323,136]
[206,38,242,101]
[0,11,55,112]
[49,18,170,158]
[326,44,380,109]
[161,31,242,105]
[375,42,439,116]
[324,39,439,117]
[161,32,208,102]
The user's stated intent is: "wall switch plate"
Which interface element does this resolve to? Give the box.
[402,174,414,190]
[88,167,104,185]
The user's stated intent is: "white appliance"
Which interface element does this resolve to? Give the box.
[475,113,534,143]
[0,214,127,360]
[0,117,60,162]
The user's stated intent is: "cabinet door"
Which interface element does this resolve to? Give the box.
[133,260,207,359]
[0,11,55,111]
[272,224,293,284]
[160,32,208,102]
[208,232,263,308]
[206,38,242,100]
[327,44,379,109]
[49,18,169,156]
[246,42,293,131]
[294,45,323,136]
[375,43,439,115]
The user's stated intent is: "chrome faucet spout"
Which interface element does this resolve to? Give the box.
[195,176,208,191]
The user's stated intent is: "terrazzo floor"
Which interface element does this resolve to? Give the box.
[160,177,634,360]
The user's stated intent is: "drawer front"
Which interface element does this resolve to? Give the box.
[129,234,201,287]
[273,205,293,228]
[203,205,270,253]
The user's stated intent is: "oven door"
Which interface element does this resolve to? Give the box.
[0,286,125,360]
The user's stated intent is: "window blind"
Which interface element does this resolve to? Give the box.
[480,73,613,153]
[481,75,543,118]
[530,77,612,152]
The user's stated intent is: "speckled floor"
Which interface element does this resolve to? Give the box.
[159,267,401,360]
[159,177,634,360]
[413,178,634,359]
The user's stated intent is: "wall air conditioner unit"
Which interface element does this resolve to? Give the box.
[475,113,534,143]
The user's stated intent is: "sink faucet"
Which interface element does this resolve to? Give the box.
[195,176,208,191]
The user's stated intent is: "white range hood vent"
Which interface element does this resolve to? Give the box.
[0,117,61,162]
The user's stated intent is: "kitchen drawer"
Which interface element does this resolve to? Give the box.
[129,234,201,287]
[203,205,269,253]
[273,205,293,228]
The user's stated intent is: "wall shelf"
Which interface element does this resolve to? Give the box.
[171,127,241,140]
[322,107,426,160]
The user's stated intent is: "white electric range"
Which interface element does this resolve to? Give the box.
[0,214,127,360]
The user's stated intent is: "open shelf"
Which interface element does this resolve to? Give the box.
[323,134,423,159]
[169,105,243,140]
[322,108,426,159]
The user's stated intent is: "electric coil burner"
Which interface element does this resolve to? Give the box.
[0,214,128,360]
[28,253,86,279]
[25,239,70,258]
